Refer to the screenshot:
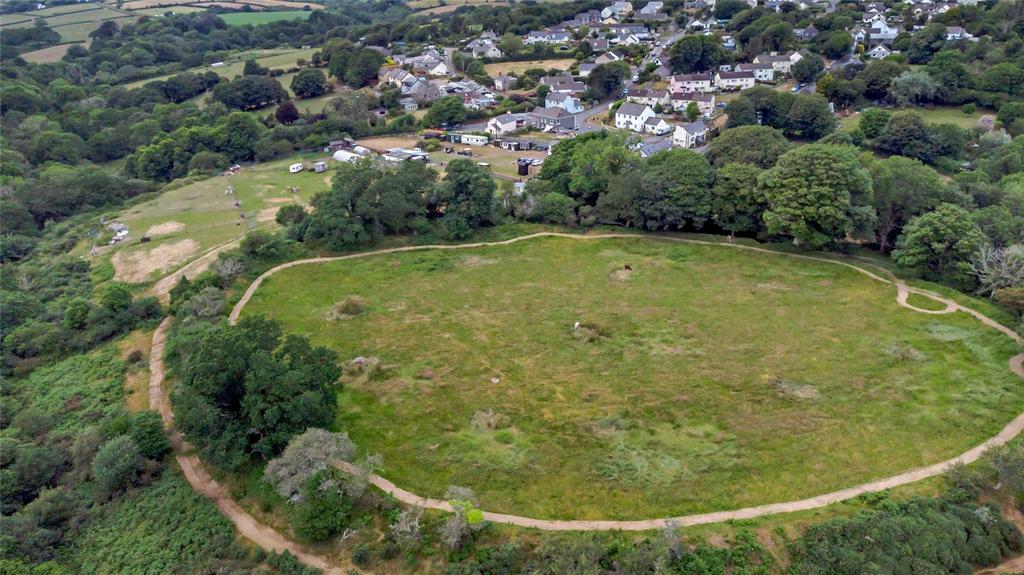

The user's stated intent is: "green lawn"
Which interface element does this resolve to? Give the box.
[241,236,1023,520]
[219,10,310,25]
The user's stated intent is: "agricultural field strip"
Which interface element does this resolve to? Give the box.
[219,232,1024,529]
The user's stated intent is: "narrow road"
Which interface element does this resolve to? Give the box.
[223,232,1024,532]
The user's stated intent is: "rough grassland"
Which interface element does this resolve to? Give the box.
[107,157,328,281]
[242,236,1023,520]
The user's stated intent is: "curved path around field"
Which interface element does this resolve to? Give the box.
[225,232,1024,531]
[149,317,347,575]
[150,232,1024,573]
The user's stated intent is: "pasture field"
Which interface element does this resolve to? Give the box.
[1,4,135,43]
[218,9,310,24]
[483,58,575,76]
[242,236,1023,520]
[106,156,330,282]
[122,46,319,90]
[20,42,82,63]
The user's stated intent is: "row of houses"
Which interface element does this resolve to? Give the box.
[613,103,709,149]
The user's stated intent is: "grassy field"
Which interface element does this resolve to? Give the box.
[105,156,330,282]
[20,42,82,63]
[484,58,575,76]
[840,105,993,132]
[123,46,318,90]
[357,135,550,180]
[2,4,135,43]
[242,236,1023,520]
[218,9,310,24]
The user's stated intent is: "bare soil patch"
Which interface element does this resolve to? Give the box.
[113,239,199,283]
[145,221,185,236]
[257,207,279,222]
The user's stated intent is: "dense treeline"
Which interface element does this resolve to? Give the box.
[285,158,499,246]
[523,128,1023,297]
[791,492,1023,574]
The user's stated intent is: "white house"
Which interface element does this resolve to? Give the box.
[753,51,804,74]
[627,88,669,108]
[673,120,709,148]
[545,92,584,114]
[734,62,775,82]
[615,102,656,132]
[669,72,714,93]
[945,25,973,41]
[715,70,756,90]
[600,1,633,19]
[644,116,673,135]
[467,38,502,59]
[488,114,519,137]
[639,1,663,15]
[524,30,572,45]
[866,44,893,59]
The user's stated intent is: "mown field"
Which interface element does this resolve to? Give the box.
[483,58,575,76]
[242,236,1023,520]
[218,9,310,24]
[106,156,329,283]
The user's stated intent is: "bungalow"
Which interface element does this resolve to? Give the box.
[627,88,670,108]
[672,120,709,148]
[689,18,710,31]
[467,38,502,59]
[734,62,776,82]
[715,70,756,90]
[546,92,585,114]
[547,80,587,95]
[487,113,520,137]
[670,91,715,115]
[600,1,633,19]
[595,51,625,64]
[615,102,656,132]
[402,78,441,103]
[638,138,673,158]
[493,74,516,92]
[578,62,599,78]
[524,30,572,45]
[795,25,819,41]
[398,97,419,112]
[530,106,578,131]
[541,73,575,88]
[946,25,973,40]
[644,116,673,135]
[866,44,893,59]
[669,72,714,93]
[638,1,663,15]
[590,38,611,52]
